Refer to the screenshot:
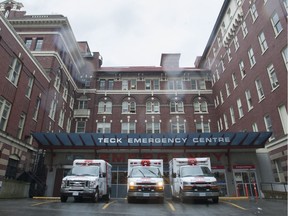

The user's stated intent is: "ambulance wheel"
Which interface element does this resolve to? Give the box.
[92,189,99,203]
[103,188,111,202]
[212,197,219,204]
[127,196,134,203]
[179,189,186,203]
[60,195,68,203]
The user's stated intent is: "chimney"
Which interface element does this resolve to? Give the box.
[160,53,181,68]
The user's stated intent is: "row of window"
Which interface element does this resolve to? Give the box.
[217,104,288,140]
[99,78,207,91]
[214,62,282,109]
[0,96,41,139]
[76,121,211,134]
[92,98,208,114]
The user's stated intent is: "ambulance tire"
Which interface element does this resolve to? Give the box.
[60,195,68,203]
[179,189,187,203]
[103,188,111,202]
[212,197,219,204]
[92,188,100,203]
[127,196,134,203]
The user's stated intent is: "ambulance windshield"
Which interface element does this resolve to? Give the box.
[130,166,161,178]
[68,166,100,176]
[180,166,213,177]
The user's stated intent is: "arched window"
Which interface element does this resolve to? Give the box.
[170,100,184,113]
[122,101,136,113]
[146,100,160,113]
[98,101,112,113]
[193,98,208,113]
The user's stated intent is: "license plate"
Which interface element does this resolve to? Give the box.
[199,193,206,197]
[73,192,79,196]
[143,193,150,197]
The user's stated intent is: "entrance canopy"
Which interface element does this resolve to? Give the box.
[32,132,272,150]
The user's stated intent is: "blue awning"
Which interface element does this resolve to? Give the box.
[32,132,272,149]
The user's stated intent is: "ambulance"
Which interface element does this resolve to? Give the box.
[169,158,219,203]
[127,159,164,203]
[60,159,112,203]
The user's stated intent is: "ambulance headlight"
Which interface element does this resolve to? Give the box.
[156,181,164,191]
[89,180,97,188]
[129,181,135,190]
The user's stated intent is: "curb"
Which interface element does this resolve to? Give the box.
[32,196,249,200]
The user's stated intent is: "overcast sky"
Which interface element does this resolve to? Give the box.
[20,0,224,67]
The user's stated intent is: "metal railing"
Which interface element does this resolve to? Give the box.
[261,182,287,193]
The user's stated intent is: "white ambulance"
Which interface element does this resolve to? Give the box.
[169,158,219,203]
[60,159,112,203]
[127,159,164,203]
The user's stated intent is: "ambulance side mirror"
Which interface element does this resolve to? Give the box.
[101,173,106,178]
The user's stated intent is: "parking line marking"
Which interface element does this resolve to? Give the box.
[31,200,59,206]
[221,201,247,210]
[167,201,176,211]
[102,200,116,210]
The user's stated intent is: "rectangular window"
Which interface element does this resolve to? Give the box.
[121,122,136,133]
[100,79,106,90]
[239,60,246,78]
[278,105,288,134]
[230,107,235,125]
[237,99,244,118]
[108,79,114,90]
[195,122,210,133]
[255,79,265,101]
[191,80,206,90]
[35,38,43,51]
[130,79,137,90]
[122,80,128,90]
[145,79,151,90]
[225,83,231,97]
[7,57,22,86]
[264,115,274,140]
[168,80,174,90]
[234,36,239,50]
[78,100,88,109]
[267,64,279,89]
[49,99,57,120]
[17,113,26,139]
[175,80,183,90]
[250,3,258,21]
[241,21,248,38]
[58,109,65,128]
[232,73,238,89]
[223,114,228,130]
[281,46,288,71]
[258,32,268,53]
[97,123,111,133]
[271,13,283,36]
[25,76,34,98]
[25,38,32,49]
[33,97,41,120]
[0,97,11,131]
[252,122,258,132]
[153,79,160,90]
[66,117,71,133]
[245,89,253,110]
[248,48,256,67]
[76,121,86,133]
[171,122,185,133]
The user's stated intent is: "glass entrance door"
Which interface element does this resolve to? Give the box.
[234,170,258,197]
